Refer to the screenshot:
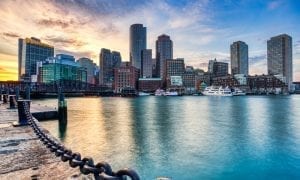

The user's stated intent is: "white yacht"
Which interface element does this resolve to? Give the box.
[165,91,179,96]
[138,92,150,96]
[202,86,233,96]
[232,88,246,96]
[155,89,165,96]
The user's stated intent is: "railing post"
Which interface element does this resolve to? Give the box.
[13,100,31,126]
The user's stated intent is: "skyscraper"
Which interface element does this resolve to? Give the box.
[230,41,248,75]
[18,37,54,82]
[141,49,152,78]
[156,34,173,78]
[130,24,146,71]
[99,48,122,87]
[267,34,293,90]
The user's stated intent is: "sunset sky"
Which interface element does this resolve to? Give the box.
[0,0,299,81]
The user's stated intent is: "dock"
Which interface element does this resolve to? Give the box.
[0,102,90,179]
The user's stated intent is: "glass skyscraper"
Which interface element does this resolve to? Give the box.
[130,24,146,71]
[267,34,293,90]
[156,34,173,78]
[230,41,248,75]
[141,49,153,78]
[18,37,54,82]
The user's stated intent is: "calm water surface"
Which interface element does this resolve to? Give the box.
[34,96,300,179]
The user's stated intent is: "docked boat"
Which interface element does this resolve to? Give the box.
[202,86,233,96]
[138,92,151,96]
[165,91,178,96]
[155,89,165,96]
[232,88,246,96]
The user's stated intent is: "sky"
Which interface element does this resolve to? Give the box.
[0,0,299,81]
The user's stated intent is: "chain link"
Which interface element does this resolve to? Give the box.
[23,101,140,180]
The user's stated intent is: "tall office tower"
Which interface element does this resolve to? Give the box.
[77,57,97,85]
[99,48,122,87]
[141,49,152,78]
[156,34,173,79]
[18,37,54,82]
[208,59,228,77]
[130,24,146,71]
[267,34,293,90]
[112,51,122,68]
[230,41,248,75]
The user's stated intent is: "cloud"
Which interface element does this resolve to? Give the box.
[2,32,20,38]
[36,19,72,29]
[267,0,283,10]
[44,36,87,48]
[249,54,266,65]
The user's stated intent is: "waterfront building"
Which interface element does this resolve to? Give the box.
[267,34,293,91]
[38,54,87,84]
[165,58,185,89]
[208,59,228,77]
[77,57,97,85]
[156,34,173,79]
[113,65,140,93]
[99,48,121,87]
[138,78,162,92]
[141,49,152,78]
[247,75,287,93]
[182,66,196,94]
[130,24,146,71]
[18,37,54,82]
[230,41,248,75]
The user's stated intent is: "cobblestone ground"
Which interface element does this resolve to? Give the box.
[0,102,93,180]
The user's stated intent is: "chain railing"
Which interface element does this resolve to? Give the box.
[22,101,140,180]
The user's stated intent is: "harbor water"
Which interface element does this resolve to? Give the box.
[34,95,300,179]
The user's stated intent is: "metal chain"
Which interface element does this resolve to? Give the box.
[23,102,140,180]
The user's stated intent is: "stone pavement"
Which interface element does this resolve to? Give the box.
[0,102,92,180]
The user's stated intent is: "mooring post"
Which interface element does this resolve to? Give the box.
[58,88,67,124]
[0,87,2,101]
[26,84,30,100]
[13,100,31,126]
[3,94,8,104]
[9,95,17,109]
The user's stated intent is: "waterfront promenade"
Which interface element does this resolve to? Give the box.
[0,103,90,179]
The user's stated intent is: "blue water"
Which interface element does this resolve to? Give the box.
[35,95,300,179]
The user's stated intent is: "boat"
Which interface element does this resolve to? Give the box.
[202,86,233,96]
[232,88,246,96]
[138,92,150,96]
[165,91,178,96]
[155,89,165,96]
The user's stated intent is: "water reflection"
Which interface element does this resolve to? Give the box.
[34,96,300,179]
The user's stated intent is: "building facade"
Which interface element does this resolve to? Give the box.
[38,54,87,84]
[113,65,140,93]
[18,37,54,82]
[182,67,196,94]
[230,41,248,75]
[138,78,162,92]
[77,57,97,85]
[208,59,228,77]
[130,24,146,71]
[141,49,152,78]
[99,48,121,87]
[156,34,173,78]
[267,34,293,90]
[165,58,185,88]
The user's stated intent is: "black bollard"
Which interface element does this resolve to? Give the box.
[9,95,16,109]
[58,92,67,124]
[13,100,31,126]
[0,94,2,101]
[3,94,8,104]
[25,85,30,100]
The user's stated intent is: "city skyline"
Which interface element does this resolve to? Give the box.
[0,0,299,81]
